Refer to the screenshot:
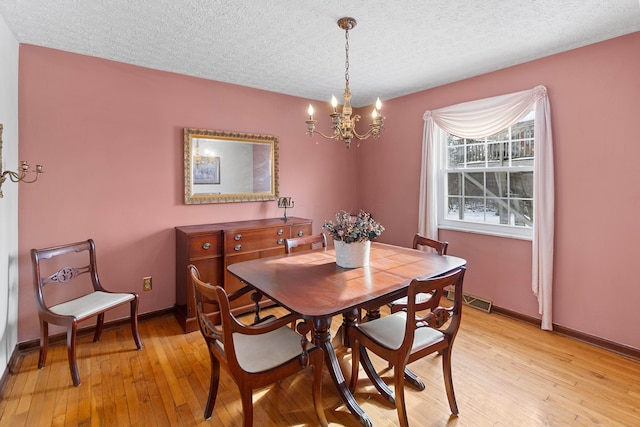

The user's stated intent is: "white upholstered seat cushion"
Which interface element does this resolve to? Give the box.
[355,311,444,351]
[391,292,433,307]
[48,291,135,320]
[217,325,315,373]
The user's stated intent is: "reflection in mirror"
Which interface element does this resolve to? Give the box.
[184,128,279,204]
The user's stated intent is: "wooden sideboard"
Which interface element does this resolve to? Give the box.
[175,217,313,332]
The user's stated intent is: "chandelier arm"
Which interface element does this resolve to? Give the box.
[2,171,20,183]
[309,129,341,141]
[351,128,376,140]
[17,172,42,184]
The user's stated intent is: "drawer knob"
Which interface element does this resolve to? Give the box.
[277,229,284,236]
[202,242,211,250]
[297,230,304,237]
[234,234,242,241]
[234,244,242,251]
[277,238,284,245]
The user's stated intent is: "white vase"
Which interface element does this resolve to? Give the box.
[334,240,371,268]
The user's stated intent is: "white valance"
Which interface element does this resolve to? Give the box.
[419,85,554,330]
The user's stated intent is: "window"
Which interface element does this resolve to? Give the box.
[438,108,534,239]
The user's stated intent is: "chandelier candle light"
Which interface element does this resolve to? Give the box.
[305,17,384,149]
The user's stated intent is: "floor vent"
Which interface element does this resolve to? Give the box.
[446,290,493,313]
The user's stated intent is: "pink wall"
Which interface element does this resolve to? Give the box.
[18,33,640,351]
[358,32,640,350]
[17,46,359,341]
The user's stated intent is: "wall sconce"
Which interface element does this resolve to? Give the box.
[0,124,44,198]
[277,196,294,221]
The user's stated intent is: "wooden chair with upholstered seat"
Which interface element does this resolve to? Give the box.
[388,234,449,313]
[349,267,466,427]
[188,264,328,426]
[384,234,450,389]
[31,239,142,386]
[284,232,327,254]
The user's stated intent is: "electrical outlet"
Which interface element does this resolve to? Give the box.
[143,276,152,291]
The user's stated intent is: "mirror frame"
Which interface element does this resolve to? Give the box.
[184,128,279,204]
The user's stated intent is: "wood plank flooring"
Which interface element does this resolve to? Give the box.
[1,305,639,426]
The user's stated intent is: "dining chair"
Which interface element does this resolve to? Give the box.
[31,239,142,386]
[388,234,449,313]
[348,267,466,427]
[284,232,327,253]
[188,264,328,426]
[375,234,450,389]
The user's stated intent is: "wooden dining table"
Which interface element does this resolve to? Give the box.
[227,241,467,427]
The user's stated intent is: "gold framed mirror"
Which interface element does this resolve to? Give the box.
[184,128,279,204]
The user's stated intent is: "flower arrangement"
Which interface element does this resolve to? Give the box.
[322,210,385,244]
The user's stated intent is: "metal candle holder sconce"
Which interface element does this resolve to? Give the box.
[0,124,44,198]
[277,196,294,221]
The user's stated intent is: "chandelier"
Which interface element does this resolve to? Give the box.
[305,17,384,149]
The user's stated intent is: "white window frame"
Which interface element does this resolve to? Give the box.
[437,114,534,240]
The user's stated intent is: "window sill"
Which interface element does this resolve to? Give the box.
[438,224,533,241]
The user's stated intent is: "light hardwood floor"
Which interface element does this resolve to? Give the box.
[1,305,639,426]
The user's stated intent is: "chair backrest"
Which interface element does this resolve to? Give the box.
[188,264,231,350]
[31,239,104,312]
[412,234,448,255]
[402,267,466,352]
[284,232,327,254]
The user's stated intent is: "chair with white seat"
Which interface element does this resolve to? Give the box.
[349,267,466,427]
[31,239,142,386]
[388,234,449,313]
[188,264,327,426]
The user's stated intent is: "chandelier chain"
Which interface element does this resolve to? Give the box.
[344,27,350,87]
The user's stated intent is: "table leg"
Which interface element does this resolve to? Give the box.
[313,316,372,427]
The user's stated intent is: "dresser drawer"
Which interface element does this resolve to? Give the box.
[189,233,223,258]
[291,223,312,239]
[224,226,288,254]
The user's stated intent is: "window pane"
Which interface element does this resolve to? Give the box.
[447,197,462,220]
[462,198,485,223]
[466,144,485,164]
[487,197,510,225]
[447,173,462,196]
[511,140,534,165]
[464,173,484,197]
[509,171,533,198]
[486,128,508,143]
[510,199,533,226]
[486,172,507,198]
[448,145,464,168]
[512,119,534,140]
[487,142,506,167]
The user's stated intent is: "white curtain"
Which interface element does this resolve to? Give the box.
[419,85,554,330]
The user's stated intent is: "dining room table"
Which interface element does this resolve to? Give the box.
[227,241,467,427]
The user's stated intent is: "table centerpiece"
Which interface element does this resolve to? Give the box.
[322,210,385,268]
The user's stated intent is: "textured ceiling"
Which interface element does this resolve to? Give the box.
[0,0,639,107]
